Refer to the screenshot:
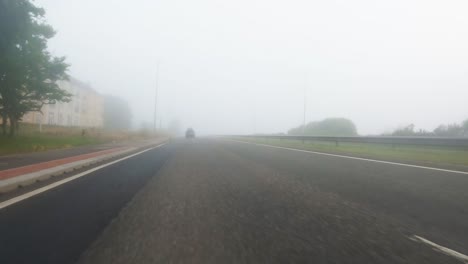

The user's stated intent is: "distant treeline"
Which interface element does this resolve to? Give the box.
[103,95,132,130]
[387,119,468,137]
[287,117,468,138]
[288,118,358,136]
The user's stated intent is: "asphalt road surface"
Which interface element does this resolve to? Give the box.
[1,139,468,263]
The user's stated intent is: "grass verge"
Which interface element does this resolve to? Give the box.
[233,137,468,167]
[0,123,167,155]
[0,134,105,155]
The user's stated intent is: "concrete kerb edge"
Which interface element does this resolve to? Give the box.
[0,139,167,194]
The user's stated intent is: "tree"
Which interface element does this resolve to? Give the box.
[0,0,70,136]
[388,120,468,137]
[463,119,468,137]
[103,95,132,130]
[391,124,416,136]
[433,123,464,137]
[288,118,358,136]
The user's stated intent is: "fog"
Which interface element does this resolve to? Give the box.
[36,0,468,135]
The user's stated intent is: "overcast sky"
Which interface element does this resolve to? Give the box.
[36,0,468,135]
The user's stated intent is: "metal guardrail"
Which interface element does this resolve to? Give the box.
[235,135,468,148]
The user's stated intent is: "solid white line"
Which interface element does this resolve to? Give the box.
[410,235,468,263]
[0,143,166,210]
[229,140,468,175]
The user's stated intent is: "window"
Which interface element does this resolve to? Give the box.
[81,101,87,114]
[58,113,63,125]
[48,112,55,125]
[36,114,42,124]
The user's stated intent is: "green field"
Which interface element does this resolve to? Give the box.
[233,137,468,167]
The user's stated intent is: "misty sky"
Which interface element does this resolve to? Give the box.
[36,0,468,135]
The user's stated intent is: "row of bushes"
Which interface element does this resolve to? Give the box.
[287,118,468,137]
[388,120,468,137]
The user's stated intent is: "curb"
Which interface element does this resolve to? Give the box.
[0,140,167,194]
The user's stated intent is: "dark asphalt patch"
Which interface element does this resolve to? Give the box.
[0,143,174,264]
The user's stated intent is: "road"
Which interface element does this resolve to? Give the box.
[1,139,468,263]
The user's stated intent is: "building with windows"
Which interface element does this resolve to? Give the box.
[22,77,104,128]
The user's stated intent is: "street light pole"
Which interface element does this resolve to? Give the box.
[302,85,306,135]
[153,62,159,133]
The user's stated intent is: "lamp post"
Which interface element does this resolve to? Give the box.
[302,85,306,135]
[153,62,160,133]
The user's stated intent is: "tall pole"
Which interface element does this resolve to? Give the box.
[153,62,159,133]
[302,85,306,135]
[253,97,257,134]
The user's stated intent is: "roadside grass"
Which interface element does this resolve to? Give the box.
[233,137,468,167]
[0,134,105,155]
[0,122,167,155]
[0,123,118,155]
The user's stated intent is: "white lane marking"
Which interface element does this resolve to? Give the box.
[228,140,468,175]
[410,235,468,263]
[0,143,166,210]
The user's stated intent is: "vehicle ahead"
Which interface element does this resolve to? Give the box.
[185,128,195,139]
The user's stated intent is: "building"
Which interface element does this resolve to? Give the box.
[22,77,104,128]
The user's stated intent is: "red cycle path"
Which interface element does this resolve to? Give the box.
[0,147,128,181]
